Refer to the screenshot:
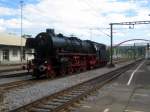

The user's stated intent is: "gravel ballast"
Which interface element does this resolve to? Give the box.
[0,62,132,112]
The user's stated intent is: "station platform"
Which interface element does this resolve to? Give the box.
[0,64,27,78]
[71,60,150,112]
[0,70,28,78]
[0,65,22,72]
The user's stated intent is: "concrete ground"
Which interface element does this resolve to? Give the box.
[71,60,150,112]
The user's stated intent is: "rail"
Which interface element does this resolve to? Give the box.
[10,59,142,112]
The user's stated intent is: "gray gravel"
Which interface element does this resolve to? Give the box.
[0,62,132,112]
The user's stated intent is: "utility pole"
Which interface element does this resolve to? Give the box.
[134,43,136,60]
[108,23,115,67]
[147,43,150,59]
[147,43,149,49]
[20,1,23,62]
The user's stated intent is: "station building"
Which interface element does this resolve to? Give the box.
[145,45,150,59]
[0,32,34,65]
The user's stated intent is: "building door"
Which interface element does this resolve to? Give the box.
[3,49,9,61]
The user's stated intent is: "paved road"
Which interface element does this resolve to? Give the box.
[71,60,150,112]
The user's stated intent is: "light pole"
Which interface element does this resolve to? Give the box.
[90,27,114,67]
[20,0,23,62]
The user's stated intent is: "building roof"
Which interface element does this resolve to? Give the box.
[0,32,26,46]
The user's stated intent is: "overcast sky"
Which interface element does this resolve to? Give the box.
[0,0,150,45]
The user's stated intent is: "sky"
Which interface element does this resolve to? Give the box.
[0,0,150,45]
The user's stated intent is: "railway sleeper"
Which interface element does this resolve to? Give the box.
[34,104,54,110]
[51,98,69,103]
[41,101,71,111]
[68,93,82,97]
[63,95,76,99]
[71,90,85,94]
[63,95,77,99]
[45,101,63,106]
[75,86,90,90]
[69,92,83,95]
[57,95,70,99]
[29,107,50,112]
[75,88,90,92]
[39,104,58,110]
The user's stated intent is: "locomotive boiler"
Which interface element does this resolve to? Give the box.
[26,29,108,78]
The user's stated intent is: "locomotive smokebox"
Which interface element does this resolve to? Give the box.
[46,29,55,36]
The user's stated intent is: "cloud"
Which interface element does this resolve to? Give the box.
[0,7,18,16]
[0,0,150,44]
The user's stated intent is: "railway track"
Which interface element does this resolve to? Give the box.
[113,58,132,64]
[0,59,138,92]
[0,79,34,91]
[0,64,29,78]
[0,71,30,78]
[0,59,130,79]
[0,77,57,91]
[10,60,142,112]
[0,64,23,73]
[0,68,87,91]
[0,68,22,73]
[0,60,131,91]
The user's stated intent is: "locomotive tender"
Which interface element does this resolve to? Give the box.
[26,29,109,78]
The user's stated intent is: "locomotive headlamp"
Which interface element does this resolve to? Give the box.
[44,61,48,64]
[39,65,46,72]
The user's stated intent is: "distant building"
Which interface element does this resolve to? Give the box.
[145,45,150,59]
[0,32,34,65]
[113,45,145,59]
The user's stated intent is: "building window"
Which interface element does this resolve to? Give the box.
[13,49,18,56]
[27,49,33,56]
[3,50,9,61]
[28,49,32,53]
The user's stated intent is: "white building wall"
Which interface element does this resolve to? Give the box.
[0,50,2,62]
[25,49,34,61]
[0,47,34,65]
[9,49,20,62]
[145,48,150,59]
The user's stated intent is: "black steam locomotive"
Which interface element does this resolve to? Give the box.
[26,29,109,78]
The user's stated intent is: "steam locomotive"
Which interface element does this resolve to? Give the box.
[26,29,109,78]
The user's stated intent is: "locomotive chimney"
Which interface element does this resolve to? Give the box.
[46,29,55,36]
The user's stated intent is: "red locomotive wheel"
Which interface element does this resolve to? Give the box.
[82,66,87,71]
[46,71,56,78]
[60,69,66,76]
[68,67,73,75]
